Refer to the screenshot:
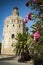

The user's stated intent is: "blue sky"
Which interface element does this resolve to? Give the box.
[0,0,35,42]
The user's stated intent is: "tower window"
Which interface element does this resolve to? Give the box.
[12,34,14,38]
[3,36,4,39]
[7,25,8,27]
[19,25,20,28]
[13,24,14,27]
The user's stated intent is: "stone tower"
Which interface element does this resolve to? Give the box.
[1,7,25,55]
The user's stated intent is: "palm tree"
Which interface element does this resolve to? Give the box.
[12,32,32,62]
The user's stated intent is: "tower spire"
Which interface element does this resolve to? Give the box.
[12,6,19,16]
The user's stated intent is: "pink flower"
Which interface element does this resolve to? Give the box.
[23,18,28,23]
[29,17,32,20]
[26,13,32,20]
[33,31,40,40]
[27,13,31,17]
[33,0,37,3]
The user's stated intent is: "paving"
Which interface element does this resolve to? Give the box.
[0,54,15,60]
[0,55,33,65]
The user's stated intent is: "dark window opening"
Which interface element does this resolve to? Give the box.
[7,25,8,27]
[12,34,14,38]
[3,36,4,39]
[19,25,20,28]
[13,24,14,27]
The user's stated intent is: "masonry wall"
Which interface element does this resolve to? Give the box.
[1,15,25,55]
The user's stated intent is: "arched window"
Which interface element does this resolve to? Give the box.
[12,34,14,38]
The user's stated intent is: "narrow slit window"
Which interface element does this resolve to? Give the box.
[12,34,14,38]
